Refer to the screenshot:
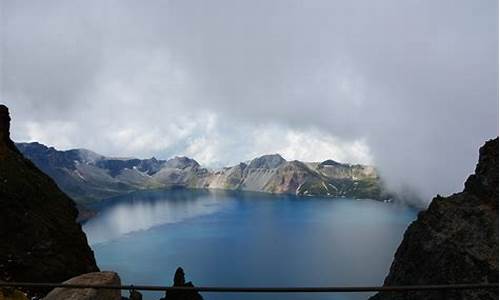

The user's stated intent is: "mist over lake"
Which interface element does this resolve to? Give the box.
[83,189,417,300]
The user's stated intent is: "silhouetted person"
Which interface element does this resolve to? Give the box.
[174,267,185,286]
[161,267,203,300]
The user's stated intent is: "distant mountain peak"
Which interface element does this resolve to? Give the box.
[72,148,105,163]
[166,156,200,169]
[248,153,286,169]
[319,159,343,167]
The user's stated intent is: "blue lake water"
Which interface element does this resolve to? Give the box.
[83,189,418,300]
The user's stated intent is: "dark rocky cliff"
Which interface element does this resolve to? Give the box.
[0,105,99,297]
[370,138,498,300]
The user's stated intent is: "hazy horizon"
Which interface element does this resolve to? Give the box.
[14,139,373,167]
[1,0,498,203]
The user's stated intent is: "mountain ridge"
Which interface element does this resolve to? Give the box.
[16,141,389,204]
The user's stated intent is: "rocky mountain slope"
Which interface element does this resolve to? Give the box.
[200,154,383,199]
[17,143,388,203]
[0,105,99,297]
[16,142,167,203]
[370,137,498,300]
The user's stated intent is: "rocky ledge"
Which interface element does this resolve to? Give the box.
[370,137,498,300]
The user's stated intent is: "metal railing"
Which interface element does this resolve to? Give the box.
[0,281,497,293]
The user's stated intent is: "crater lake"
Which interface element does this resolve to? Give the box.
[83,189,418,300]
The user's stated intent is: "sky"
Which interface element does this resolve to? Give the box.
[1,0,498,203]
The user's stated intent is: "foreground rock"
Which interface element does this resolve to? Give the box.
[370,138,498,300]
[0,105,99,297]
[44,272,121,300]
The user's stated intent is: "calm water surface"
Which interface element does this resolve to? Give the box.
[83,189,418,300]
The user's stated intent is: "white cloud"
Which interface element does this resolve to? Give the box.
[3,0,498,203]
[22,121,78,149]
[279,131,372,165]
[247,126,373,165]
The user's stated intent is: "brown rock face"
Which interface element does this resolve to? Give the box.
[44,272,121,300]
[370,138,499,300]
[0,105,99,297]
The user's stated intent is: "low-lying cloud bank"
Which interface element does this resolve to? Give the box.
[2,0,498,205]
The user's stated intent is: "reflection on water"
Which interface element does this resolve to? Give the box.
[83,189,418,300]
[84,189,232,244]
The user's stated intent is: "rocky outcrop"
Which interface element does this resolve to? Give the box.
[0,105,99,297]
[0,106,20,157]
[44,271,121,300]
[370,138,499,300]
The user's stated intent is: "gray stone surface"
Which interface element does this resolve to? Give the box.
[44,272,121,300]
